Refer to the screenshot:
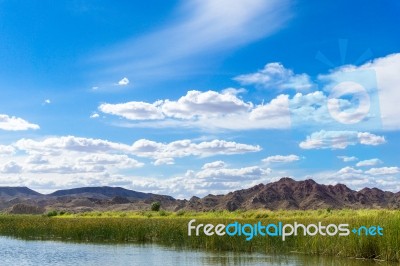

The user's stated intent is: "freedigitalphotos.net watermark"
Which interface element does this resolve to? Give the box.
[188,219,383,241]
[290,39,382,131]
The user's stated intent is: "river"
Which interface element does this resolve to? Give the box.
[0,237,393,265]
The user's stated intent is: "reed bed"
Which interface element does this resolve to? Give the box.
[0,209,399,262]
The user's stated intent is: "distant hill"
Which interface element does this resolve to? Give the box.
[0,187,42,197]
[48,186,152,200]
[1,178,400,213]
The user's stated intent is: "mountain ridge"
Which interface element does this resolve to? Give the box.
[1,177,400,213]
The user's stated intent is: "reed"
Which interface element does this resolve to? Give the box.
[0,209,399,262]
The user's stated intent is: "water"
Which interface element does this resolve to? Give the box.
[0,237,393,266]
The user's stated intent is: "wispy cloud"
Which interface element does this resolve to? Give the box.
[356,158,382,167]
[93,0,292,81]
[262,154,300,163]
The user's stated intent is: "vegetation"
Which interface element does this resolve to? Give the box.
[150,201,161,211]
[0,209,399,262]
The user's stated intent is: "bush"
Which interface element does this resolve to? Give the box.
[151,201,161,211]
[46,210,58,217]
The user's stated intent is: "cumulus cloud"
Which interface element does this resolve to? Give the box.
[98,89,291,130]
[337,156,358,162]
[234,62,313,91]
[262,154,300,163]
[161,90,252,119]
[0,114,39,131]
[299,130,386,149]
[249,94,290,120]
[356,158,382,167]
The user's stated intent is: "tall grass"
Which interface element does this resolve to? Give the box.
[0,209,399,262]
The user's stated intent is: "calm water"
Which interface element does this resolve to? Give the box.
[0,237,393,266]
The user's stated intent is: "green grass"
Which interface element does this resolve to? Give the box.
[0,209,399,262]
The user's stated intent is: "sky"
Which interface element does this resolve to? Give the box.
[0,0,399,198]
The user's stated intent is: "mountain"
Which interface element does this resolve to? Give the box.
[0,187,43,197]
[1,178,400,214]
[186,177,400,211]
[49,186,152,199]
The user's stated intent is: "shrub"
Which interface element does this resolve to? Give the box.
[151,201,161,211]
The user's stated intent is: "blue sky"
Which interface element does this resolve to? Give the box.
[0,0,399,198]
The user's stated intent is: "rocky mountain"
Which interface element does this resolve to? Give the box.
[1,178,400,214]
[187,178,400,211]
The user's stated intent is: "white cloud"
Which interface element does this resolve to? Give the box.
[78,154,144,168]
[365,167,399,176]
[153,158,175,166]
[161,90,252,119]
[15,136,131,155]
[299,130,386,149]
[99,101,164,120]
[14,136,260,162]
[337,156,358,162]
[43,99,51,104]
[90,113,100,119]
[29,164,106,174]
[356,158,382,167]
[262,154,299,163]
[117,77,129,86]
[234,62,313,91]
[357,132,386,145]
[249,94,290,121]
[96,0,292,81]
[195,166,271,181]
[98,89,291,130]
[130,139,262,160]
[0,114,39,131]
[202,161,226,169]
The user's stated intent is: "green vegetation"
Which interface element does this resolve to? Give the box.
[151,201,161,211]
[0,209,399,262]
